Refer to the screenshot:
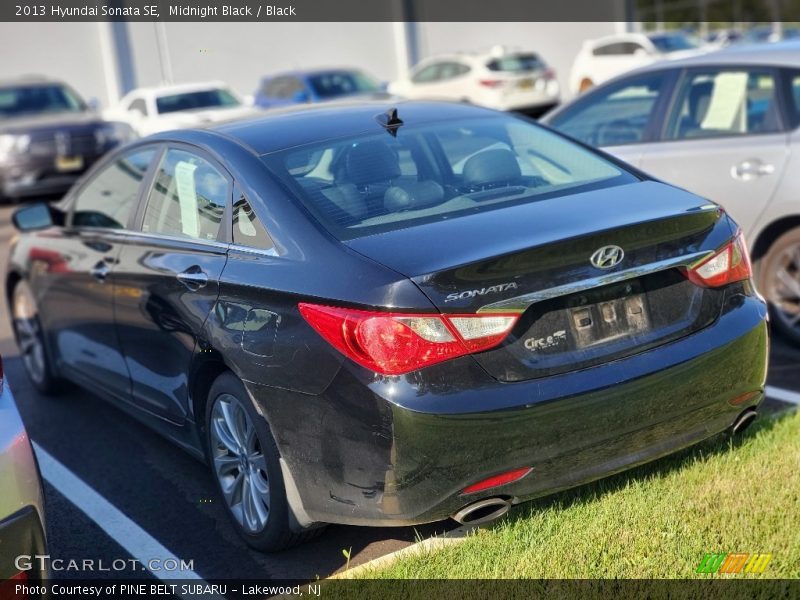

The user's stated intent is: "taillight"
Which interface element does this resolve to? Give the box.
[478,79,505,88]
[0,570,28,599]
[684,231,752,288]
[298,303,518,375]
[542,67,556,80]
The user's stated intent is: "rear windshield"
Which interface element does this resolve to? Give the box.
[486,53,545,72]
[0,84,85,118]
[648,33,700,53]
[263,115,636,240]
[155,89,240,114]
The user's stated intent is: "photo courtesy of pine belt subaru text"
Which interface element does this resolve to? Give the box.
[6,100,768,551]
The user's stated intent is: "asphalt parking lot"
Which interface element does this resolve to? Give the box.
[0,202,797,584]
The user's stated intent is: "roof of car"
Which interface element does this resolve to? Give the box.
[635,40,800,69]
[206,99,500,155]
[262,68,368,81]
[126,81,232,98]
[0,75,63,88]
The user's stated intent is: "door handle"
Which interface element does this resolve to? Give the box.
[90,261,110,282]
[731,159,774,181]
[176,266,209,291]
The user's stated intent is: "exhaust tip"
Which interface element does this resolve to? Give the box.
[732,408,758,436]
[452,497,511,526]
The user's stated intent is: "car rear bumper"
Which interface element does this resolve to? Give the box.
[249,290,768,527]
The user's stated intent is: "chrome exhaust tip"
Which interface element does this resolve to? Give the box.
[732,408,758,436]
[452,497,511,526]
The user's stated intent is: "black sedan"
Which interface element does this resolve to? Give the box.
[6,101,768,551]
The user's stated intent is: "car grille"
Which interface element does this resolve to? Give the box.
[29,131,101,157]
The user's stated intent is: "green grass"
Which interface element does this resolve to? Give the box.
[355,409,800,579]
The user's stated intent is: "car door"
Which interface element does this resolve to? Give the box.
[111,145,230,423]
[638,66,791,235]
[546,69,677,168]
[35,146,158,395]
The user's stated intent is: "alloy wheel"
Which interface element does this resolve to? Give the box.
[766,242,800,334]
[209,393,271,534]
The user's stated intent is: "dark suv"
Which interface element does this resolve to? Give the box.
[0,77,131,201]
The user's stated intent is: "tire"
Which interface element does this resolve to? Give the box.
[11,280,62,394]
[755,227,800,345]
[205,372,316,552]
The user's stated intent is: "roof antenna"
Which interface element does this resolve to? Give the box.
[376,108,404,137]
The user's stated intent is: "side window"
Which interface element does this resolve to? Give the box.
[232,192,274,251]
[593,43,624,56]
[141,148,228,241]
[550,72,669,146]
[412,63,442,83]
[438,62,470,80]
[128,98,148,116]
[72,148,156,228]
[786,69,800,128]
[667,70,781,140]
[263,76,305,99]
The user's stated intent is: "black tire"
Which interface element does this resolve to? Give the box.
[205,372,317,552]
[11,280,62,394]
[755,227,800,345]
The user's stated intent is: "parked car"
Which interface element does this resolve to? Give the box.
[0,354,47,593]
[544,41,800,343]
[569,32,708,94]
[7,100,767,551]
[105,82,258,137]
[389,47,560,116]
[0,76,131,202]
[254,68,389,109]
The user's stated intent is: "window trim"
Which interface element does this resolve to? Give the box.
[230,183,276,252]
[657,65,789,143]
[132,142,234,244]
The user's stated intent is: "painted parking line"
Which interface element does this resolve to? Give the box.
[32,442,223,599]
[765,386,800,406]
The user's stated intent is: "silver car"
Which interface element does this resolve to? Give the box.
[544,41,800,343]
[0,354,47,590]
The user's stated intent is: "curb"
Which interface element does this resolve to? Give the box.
[328,524,474,579]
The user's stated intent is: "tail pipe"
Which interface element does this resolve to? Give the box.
[452,497,511,526]
[732,407,758,435]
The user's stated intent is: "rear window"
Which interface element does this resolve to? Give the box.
[486,53,545,72]
[155,89,240,114]
[263,116,636,240]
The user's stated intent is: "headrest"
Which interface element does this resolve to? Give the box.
[345,141,402,186]
[384,181,445,212]
[462,149,521,188]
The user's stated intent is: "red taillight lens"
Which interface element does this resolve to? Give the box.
[684,231,752,288]
[0,570,28,599]
[542,67,556,80]
[462,467,533,494]
[298,303,518,375]
[479,79,505,88]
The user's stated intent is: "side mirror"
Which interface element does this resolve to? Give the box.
[292,90,309,103]
[86,97,101,112]
[12,203,55,232]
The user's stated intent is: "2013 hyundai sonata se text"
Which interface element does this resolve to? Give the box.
[6,101,769,551]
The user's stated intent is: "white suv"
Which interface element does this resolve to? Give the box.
[389,47,560,115]
[570,32,707,95]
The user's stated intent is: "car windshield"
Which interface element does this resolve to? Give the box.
[486,53,545,72]
[0,84,85,118]
[263,115,635,240]
[155,89,240,114]
[648,33,701,53]
[308,71,381,99]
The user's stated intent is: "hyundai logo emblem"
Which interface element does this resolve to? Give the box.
[590,245,625,269]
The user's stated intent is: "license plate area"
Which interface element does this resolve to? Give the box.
[570,293,651,348]
[55,155,83,172]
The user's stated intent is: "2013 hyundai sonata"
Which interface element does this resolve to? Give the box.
[6,101,768,551]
